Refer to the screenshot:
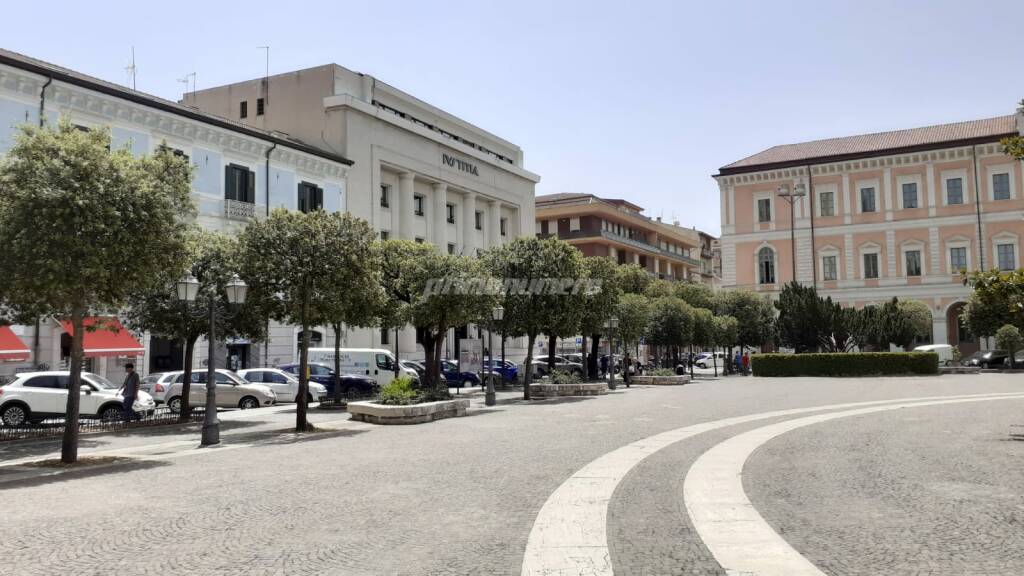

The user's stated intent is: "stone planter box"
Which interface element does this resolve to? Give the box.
[941,366,981,374]
[529,382,608,399]
[630,375,690,385]
[347,398,470,425]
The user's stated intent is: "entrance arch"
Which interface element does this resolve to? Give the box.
[945,302,978,356]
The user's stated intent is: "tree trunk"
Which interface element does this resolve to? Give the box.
[433,333,446,397]
[523,332,537,400]
[61,306,85,464]
[296,300,310,432]
[712,345,718,377]
[589,334,601,379]
[580,334,588,382]
[689,344,694,379]
[333,323,343,403]
[500,334,506,387]
[547,333,557,371]
[623,344,631,386]
[178,335,197,423]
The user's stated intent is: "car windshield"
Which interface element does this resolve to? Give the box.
[84,373,118,389]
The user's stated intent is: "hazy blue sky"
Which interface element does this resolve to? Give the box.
[6,0,1024,234]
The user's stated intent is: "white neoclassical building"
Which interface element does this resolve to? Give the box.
[188,63,541,362]
[0,48,353,382]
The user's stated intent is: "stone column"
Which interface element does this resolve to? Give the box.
[462,191,476,256]
[432,182,448,252]
[398,172,415,240]
[488,199,501,248]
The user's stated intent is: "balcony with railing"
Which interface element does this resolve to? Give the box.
[224,199,257,221]
[543,229,701,267]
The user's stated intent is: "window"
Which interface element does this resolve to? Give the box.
[414,194,425,216]
[446,203,456,223]
[905,250,922,277]
[757,247,775,285]
[475,210,483,230]
[380,328,390,345]
[946,178,963,205]
[757,198,771,223]
[225,164,255,203]
[415,237,424,244]
[863,253,879,279]
[860,187,876,212]
[447,243,456,254]
[375,354,394,371]
[380,185,390,208]
[500,217,507,236]
[950,247,967,272]
[819,191,835,217]
[902,183,918,209]
[297,182,323,213]
[822,255,837,281]
[239,101,248,119]
[23,375,63,388]
[993,173,1011,200]
[380,230,389,241]
[256,98,265,116]
[997,243,1016,271]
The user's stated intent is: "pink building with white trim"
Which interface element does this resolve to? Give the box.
[715,112,1024,354]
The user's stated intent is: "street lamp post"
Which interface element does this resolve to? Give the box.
[605,317,619,390]
[776,183,806,283]
[176,273,247,446]
[486,305,503,406]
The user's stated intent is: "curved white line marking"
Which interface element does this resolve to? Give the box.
[684,393,1024,576]
[521,392,1024,576]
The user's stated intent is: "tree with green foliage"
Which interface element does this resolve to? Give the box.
[614,293,652,385]
[643,279,675,299]
[962,269,1024,339]
[774,281,829,352]
[999,99,1024,160]
[675,281,715,310]
[616,263,653,296]
[578,257,622,380]
[541,251,586,373]
[996,324,1023,369]
[238,209,380,431]
[484,237,583,399]
[646,297,694,367]
[377,240,423,378]
[0,120,193,462]
[715,290,775,351]
[893,299,933,350]
[124,229,265,421]
[712,315,740,374]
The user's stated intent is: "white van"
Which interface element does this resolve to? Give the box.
[306,348,419,387]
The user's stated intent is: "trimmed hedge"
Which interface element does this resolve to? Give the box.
[750,352,939,377]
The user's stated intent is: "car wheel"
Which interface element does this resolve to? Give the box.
[983,362,990,369]
[238,396,260,410]
[306,393,314,404]
[100,405,123,422]
[1,403,30,427]
[462,378,473,388]
[167,396,182,414]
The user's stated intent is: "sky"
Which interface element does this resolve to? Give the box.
[5,0,1024,236]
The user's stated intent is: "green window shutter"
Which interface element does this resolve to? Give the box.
[224,166,234,201]
[315,186,323,210]
[247,170,256,204]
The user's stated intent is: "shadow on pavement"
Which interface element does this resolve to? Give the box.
[0,457,170,490]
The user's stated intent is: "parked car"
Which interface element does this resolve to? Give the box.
[140,371,179,404]
[965,350,1009,369]
[483,359,518,382]
[163,369,276,413]
[695,352,727,369]
[305,348,419,387]
[277,363,378,397]
[441,359,481,388]
[1003,350,1024,369]
[563,354,584,365]
[0,371,156,426]
[912,344,956,366]
[529,355,584,378]
[399,360,426,380]
[236,368,328,403]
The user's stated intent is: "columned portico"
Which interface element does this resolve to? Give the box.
[432,182,448,251]
[398,172,415,240]
[462,191,476,255]
[488,199,501,248]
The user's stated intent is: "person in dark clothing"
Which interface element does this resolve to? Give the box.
[600,355,609,377]
[120,363,140,421]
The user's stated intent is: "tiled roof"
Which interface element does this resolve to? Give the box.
[719,115,1017,174]
[0,48,352,165]
[535,193,594,203]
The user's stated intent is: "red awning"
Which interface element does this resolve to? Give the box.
[0,326,31,362]
[60,317,144,358]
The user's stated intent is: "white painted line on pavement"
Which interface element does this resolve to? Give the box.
[684,393,1024,576]
[520,392,1024,576]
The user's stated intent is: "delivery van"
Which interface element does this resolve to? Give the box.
[306,348,419,387]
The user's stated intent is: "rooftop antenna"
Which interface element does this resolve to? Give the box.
[177,72,196,105]
[257,46,270,109]
[125,47,137,90]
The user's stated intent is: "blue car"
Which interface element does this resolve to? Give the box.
[441,359,481,388]
[277,362,377,397]
[483,359,518,382]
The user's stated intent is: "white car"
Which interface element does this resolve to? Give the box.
[912,344,956,366]
[236,368,328,403]
[0,371,156,426]
[161,369,277,413]
[696,352,727,369]
[140,371,179,404]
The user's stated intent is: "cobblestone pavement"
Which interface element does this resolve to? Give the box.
[2,375,1023,575]
[745,397,1024,576]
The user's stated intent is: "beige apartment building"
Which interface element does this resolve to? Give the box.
[715,113,1024,354]
[535,193,705,281]
[187,64,540,362]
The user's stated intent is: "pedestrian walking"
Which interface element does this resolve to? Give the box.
[741,353,750,375]
[734,351,741,373]
[120,363,140,421]
[600,355,609,377]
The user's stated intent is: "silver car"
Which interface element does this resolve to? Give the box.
[163,369,276,413]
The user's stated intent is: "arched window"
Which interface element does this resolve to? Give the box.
[758,247,775,284]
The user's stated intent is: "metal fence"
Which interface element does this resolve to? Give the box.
[0,406,206,442]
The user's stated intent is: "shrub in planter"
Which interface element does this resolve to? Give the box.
[551,370,582,385]
[751,352,939,377]
[379,376,418,405]
[652,368,676,377]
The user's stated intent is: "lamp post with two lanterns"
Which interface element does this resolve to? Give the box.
[176,273,248,446]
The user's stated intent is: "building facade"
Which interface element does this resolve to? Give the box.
[187,64,540,362]
[715,114,1024,354]
[0,49,352,381]
[535,193,704,281]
